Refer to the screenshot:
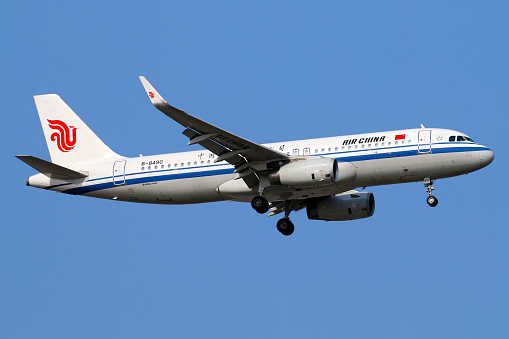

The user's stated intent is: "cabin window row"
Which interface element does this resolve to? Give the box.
[312,140,411,154]
[141,159,213,171]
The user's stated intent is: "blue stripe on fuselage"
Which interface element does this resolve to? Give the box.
[61,144,489,195]
[63,167,234,195]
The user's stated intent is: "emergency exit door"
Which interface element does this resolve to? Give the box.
[418,130,432,154]
[113,160,127,185]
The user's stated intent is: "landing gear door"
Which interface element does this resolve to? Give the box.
[418,130,432,154]
[113,160,127,185]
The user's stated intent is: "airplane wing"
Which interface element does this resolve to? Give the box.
[139,76,290,187]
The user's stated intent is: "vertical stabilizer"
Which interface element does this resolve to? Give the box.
[34,94,120,166]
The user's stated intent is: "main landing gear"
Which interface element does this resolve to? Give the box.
[424,177,438,207]
[250,196,295,236]
[277,217,294,236]
[251,195,269,214]
[276,200,296,236]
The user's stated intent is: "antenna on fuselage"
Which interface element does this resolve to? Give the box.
[420,124,426,128]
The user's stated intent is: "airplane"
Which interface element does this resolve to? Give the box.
[17,77,494,236]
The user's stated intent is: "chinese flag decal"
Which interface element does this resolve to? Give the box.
[395,134,406,140]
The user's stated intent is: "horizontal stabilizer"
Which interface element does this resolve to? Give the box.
[16,155,88,180]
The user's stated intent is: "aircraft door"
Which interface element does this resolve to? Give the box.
[113,160,127,185]
[418,130,432,154]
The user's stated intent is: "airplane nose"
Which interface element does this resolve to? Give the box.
[479,149,494,168]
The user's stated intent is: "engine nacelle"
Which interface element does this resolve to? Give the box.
[269,158,338,187]
[306,192,375,221]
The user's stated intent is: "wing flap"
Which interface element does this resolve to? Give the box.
[181,128,247,166]
[268,200,307,217]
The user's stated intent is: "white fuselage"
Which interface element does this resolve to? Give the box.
[27,128,494,204]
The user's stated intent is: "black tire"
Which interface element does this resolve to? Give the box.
[277,218,295,236]
[251,196,269,214]
[427,195,438,207]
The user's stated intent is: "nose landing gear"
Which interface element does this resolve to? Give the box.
[424,177,438,207]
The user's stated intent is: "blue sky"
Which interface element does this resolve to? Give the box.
[2,1,508,338]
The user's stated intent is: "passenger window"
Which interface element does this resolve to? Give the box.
[388,142,391,146]
[154,165,158,170]
[449,136,456,142]
[174,163,177,168]
[355,145,358,149]
[148,166,151,170]
[315,149,318,153]
[207,160,211,164]
[341,146,345,150]
[187,162,191,166]
[335,147,338,151]
[361,144,365,149]
[141,167,145,171]
[194,161,197,165]
[395,141,398,145]
[328,148,331,152]
[181,163,184,167]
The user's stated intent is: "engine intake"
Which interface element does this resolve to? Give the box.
[307,192,375,221]
[269,158,338,187]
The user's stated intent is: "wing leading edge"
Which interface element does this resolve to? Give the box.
[139,76,289,188]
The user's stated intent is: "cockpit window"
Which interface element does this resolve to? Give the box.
[449,135,475,143]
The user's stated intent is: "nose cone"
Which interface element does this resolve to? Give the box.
[479,149,494,168]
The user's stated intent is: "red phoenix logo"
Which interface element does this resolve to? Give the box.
[47,119,77,152]
[148,92,155,99]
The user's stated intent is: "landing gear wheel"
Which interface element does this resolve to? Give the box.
[251,196,269,214]
[277,218,294,236]
[427,195,438,207]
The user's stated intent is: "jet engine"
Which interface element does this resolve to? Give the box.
[306,192,375,221]
[269,158,339,187]
[269,158,357,188]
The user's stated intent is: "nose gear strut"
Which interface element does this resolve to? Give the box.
[424,177,438,207]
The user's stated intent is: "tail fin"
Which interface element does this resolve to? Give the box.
[34,94,120,166]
